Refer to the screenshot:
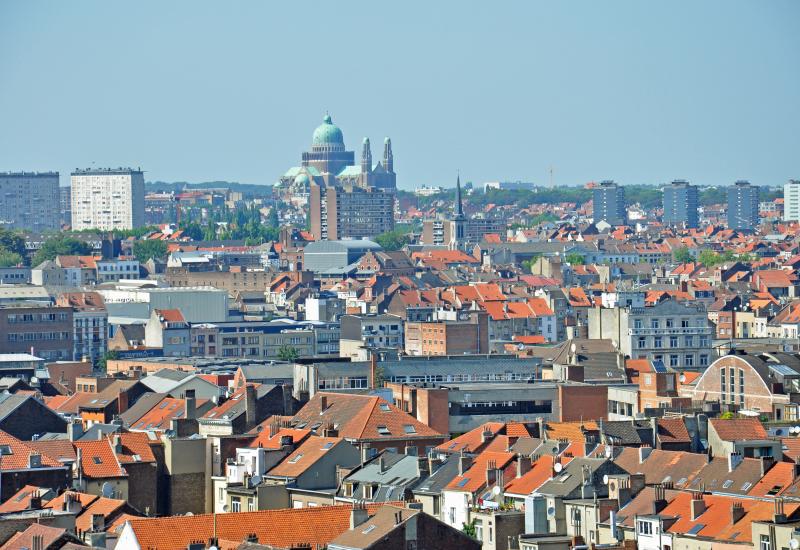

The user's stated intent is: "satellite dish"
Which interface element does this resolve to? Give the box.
[209,547,219,550]
[679,374,686,383]
[570,343,577,354]
[101,482,113,498]
[492,486,501,496]
[603,474,609,485]
[547,506,556,517]
[251,475,262,486]
[789,539,799,550]
[554,463,563,473]
[185,512,193,516]
[30,376,39,384]
[222,505,229,513]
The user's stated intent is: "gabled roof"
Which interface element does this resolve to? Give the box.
[73,438,128,479]
[267,436,344,478]
[0,430,62,470]
[0,485,50,513]
[0,523,77,550]
[291,392,442,442]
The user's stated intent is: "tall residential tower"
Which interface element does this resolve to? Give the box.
[726,180,760,231]
[71,168,145,231]
[662,180,699,228]
[0,172,60,231]
[592,180,626,226]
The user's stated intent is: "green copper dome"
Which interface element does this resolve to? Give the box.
[312,114,344,146]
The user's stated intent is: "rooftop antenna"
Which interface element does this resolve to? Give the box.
[549,165,555,188]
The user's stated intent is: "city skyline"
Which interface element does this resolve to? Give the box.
[1,1,799,189]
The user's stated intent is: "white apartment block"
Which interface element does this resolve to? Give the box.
[784,180,800,222]
[70,168,145,230]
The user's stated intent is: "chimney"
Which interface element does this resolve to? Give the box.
[652,484,668,514]
[245,384,257,430]
[91,513,105,532]
[516,454,532,479]
[378,454,387,474]
[28,491,42,510]
[361,444,372,465]
[184,389,196,420]
[68,419,84,442]
[773,498,787,524]
[112,434,123,454]
[370,354,378,390]
[731,502,745,524]
[28,453,42,469]
[728,452,743,473]
[638,445,652,464]
[481,426,493,444]
[760,455,775,477]
[320,395,328,413]
[690,493,706,521]
[427,451,436,476]
[350,503,369,529]
[458,453,473,476]
[486,459,498,485]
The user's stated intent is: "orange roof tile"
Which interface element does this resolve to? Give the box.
[124,503,389,550]
[73,439,127,479]
[267,436,343,478]
[709,418,767,441]
[0,430,62,470]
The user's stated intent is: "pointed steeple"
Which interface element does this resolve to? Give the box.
[361,137,372,174]
[383,137,393,173]
[455,173,464,219]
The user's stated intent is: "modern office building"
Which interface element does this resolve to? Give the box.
[592,180,626,226]
[71,167,145,230]
[662,179,699,228]
[784,180,800,222]
[0,172,60,231]
[726,180,760,231]
[280,115,396,240]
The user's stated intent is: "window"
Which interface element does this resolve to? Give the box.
[654,337,662,349]
[634,319,643,329]
[231,497,241,512]
[670,354,679,367]
[377,425,391,436]
[638,337,646,349]
[721,367,727,393]
[760,534,771,550]
[669,336,678,348]
[651,319,659,329]
[666,318,674,328]
[247,497,255,512]
[0,445,12,455]
[637,520,653,535]
[685,355,694,367]
[700,354,709,367]
[685,336,694,347]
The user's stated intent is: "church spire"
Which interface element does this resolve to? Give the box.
[383,137,393,173]
[455,173,464,218]
[361,137,372,174]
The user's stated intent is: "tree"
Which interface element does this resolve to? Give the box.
[673,246,693,264]
[180,223,204,241]
[277,345,299,362]
[0,250,23,267]
[697,250,721,268]
[97,350,119,372]
[565,253,585,266]
[374,229,410,251]
[462,520,477,539]
[33,236,93,266]
[133,239,169,262]
[0,229,26,257]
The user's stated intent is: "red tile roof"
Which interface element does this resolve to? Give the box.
[709,418,767,441]
[73,439,127,479]
[0,430,62,470]
[123,503,390,550]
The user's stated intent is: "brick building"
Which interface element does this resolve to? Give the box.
[0,304,73,361]
[692,351,800,420]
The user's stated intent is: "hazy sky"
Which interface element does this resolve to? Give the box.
[1,1,798,189]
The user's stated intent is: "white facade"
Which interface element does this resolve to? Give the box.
[71,169,145,230]
[96,258,140,282]
[784,180,800,222]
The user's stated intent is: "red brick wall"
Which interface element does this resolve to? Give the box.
[558,385,608,422]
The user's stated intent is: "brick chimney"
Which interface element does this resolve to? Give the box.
[486,459,498,485]
[690,493,706,521]
[350,502,369,529]
[516,454,532,478]
[731,502,745,524]
[245,385,257,431]
[184,389,196,420]
[458,452,473,476]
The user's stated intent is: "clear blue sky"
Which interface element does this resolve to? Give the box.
[1,1,798,189]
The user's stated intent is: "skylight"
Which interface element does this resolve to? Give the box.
[379,403,391,412]
[687,524,705,536]
[92,457,103,464]
[403,425,417,434]
[288,453,304,463]
[0,445,12,455]
[322,442,334,450]
[362,525,377,534]
[457,478,470,488]
[377,426,391,436]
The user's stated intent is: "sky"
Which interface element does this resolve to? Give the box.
[1,1,798,190]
